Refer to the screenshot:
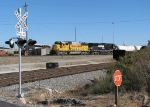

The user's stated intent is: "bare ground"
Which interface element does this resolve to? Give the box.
[0,55,150,107]
[0,87,149,107]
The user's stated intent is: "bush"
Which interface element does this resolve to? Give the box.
[84,71,115,95]
[113,48,150,93]
[84,47,150,95]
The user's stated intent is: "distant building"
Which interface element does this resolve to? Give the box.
[0,47,14,55]
[0,46,9,50]
[24,44,51,56]
[34,44,51,49]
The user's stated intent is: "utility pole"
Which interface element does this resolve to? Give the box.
[24,2,28,56]
[75,27,76,42]
[112,22,114,44]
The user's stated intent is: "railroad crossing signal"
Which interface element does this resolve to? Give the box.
[5,38,14,48]
[16,38,26,48]
[14,9,28,31]
[113,70,122,86]
[28,39,37,47]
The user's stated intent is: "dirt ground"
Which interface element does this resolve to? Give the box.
[0,55,149,107]
[0,86,149,107]
[0,55,114,73]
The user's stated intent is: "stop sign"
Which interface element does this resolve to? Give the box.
[113,70,122,86]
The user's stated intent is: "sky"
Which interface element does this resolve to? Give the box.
[0,0,150,48]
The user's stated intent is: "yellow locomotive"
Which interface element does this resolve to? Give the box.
[50,41,89,55]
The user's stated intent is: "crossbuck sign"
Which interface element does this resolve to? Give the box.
[14,10,28,31]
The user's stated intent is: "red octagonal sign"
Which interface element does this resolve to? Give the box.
[113,70,122,86]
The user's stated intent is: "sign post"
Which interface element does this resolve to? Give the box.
[113,70,122,106]
[14,8,28,98]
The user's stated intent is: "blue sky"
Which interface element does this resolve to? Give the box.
[0,0,150,48]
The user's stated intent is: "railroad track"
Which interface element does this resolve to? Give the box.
[0,62,115,87]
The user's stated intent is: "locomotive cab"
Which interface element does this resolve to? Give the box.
[50,41,70,55]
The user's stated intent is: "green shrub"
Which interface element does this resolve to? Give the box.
[85,72,115,94]
[84,48,150,95]
[114,48,150,93]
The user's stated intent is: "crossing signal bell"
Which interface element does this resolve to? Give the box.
[5,38,14,48]
[16,38,26,48]
[28,39,37,47]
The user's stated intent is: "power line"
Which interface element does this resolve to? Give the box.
[28,18,150,25]
[29,18,74,31]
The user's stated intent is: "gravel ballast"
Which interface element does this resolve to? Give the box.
[0,69,108,107]
[0,69,107,92]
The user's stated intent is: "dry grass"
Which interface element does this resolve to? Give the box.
[0,87,149,107]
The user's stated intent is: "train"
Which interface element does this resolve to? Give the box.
[113,45,141,60]
[112,40,150,60]
[49,41,147,59]
[113,45,147,60]
[2,40,148,57]
[50,41,115,55]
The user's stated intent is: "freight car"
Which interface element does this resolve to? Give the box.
[50,41,116,55]
[113,44,148,60]
[113,45,144,60]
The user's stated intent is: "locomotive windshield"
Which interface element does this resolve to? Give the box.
[54,41,61,44]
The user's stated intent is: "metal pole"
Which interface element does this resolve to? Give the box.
[24,2,28,56]
[18,8,22,98]
[75,27,76,42]
[18,46,22,97]
[112,22,114,44]
[115,86,118,106]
